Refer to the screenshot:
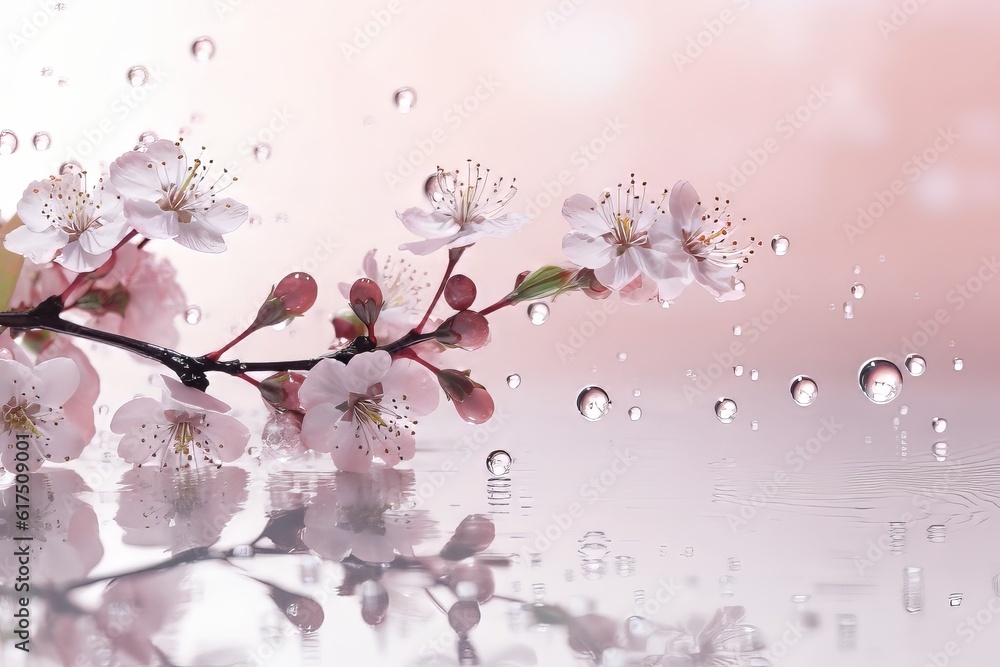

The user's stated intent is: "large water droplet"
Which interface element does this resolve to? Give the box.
[31,132,51,151]
[577,386,611,421]
[0,130,18,155]
[904,354,926,376]
[486,450,511,476]
[790,375,818,406]
[126,65,148,87]
[931,417,947,433]
[254,143,271,162]
[953,357,964,371]
[851,283,865,299]
[184,306,201,324]
[932,442,948,461]
[191,36,216,62]
[771,235,789,256]
[527,302,549,325]
[628,406,641,421]
[393,87,417,113]
[715,398,737,423]
[859,359,903,404]
[506,373,521,389]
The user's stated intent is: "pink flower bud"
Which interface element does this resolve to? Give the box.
[259,371,306,412]
[437,369,496,424]
[441,514,496,560]
[438,311,490,350]
[349,278,383,330]
[332,309,366,340]
[448,600,482,634]
[444,274,477,310]
[252,273,318,328]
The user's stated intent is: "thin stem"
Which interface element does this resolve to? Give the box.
[205,323,256,361]
[477,295,515,317]
[415,246,464,333]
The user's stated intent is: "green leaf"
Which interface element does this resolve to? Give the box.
[0,215,25,311]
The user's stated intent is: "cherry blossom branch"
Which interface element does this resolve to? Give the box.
[415,246,465,333]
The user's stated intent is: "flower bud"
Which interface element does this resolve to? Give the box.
[448,600,482,634]
[360,580,390,626]
[444,274,477,310]
[252,273,318,328]
[441,514,496,560]
[259,371,306,412]
[437,311,489,351]
[332,308,366,340]
[349,278,383,330]
[508,265,589,303]
[437,369,495,424]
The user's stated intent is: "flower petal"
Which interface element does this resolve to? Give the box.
[397,208,461,240]
[33,356,81,408]
[56,242,110,273]
[594,250,641,291]
[300,402,344,453]
[668,180,703,229]
[197,198,248,234]
[561,194,609,236]
[172,220,226,253]
[561,231,616,269]
[110,397,166,434]
[3,226,67,264]
[300,359,352,410]
[124,199,179,239]
[382,359,439,416]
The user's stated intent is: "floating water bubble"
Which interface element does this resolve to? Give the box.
[900,405,909,415]
[750,368,759,381]
[859,359,903,404]
[733,365,744,377]
[790,375,818,406]
[506,374,521,389]
[828,303,836,311]
[953,357,964,371]
[632,388,641,397]
[851,283,865,299]
[715,398,737,423]
[771,235,789,256]
[904,567,923,613]
[578,531,610,580]
[126,65,148,87]
[904,354,926,376]
[0,130,18,155]
[932,417,947,433]
[617,351,627,362]
[913,292,920,300]
[927,525,946,543]
[192,37,216,61]
[184,306,201,324]
[843,302,854,319]
[628,406,641,421]
[751,420,758,431]
[949,593,963,607]
[577,386,611,421]
[393,87,417,113]
[486,450,512,476]
[527,302,549,325]
[254,143,271,162]
[932,442,948,461]
[733,324,742,336]
[31,132,51,151]
[853,264,861,275]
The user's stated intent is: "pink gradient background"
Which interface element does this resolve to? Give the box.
[2,0,1000,665]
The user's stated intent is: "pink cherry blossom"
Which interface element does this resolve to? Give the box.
[0,355,86,471]
[4,172,128,272]
[85,243,188,349]
[339,249,427,342]
[110,375,250,469]
[561,178,687,298]
[115,466,249,552]
[34,334,99,447]
[8,260,72,311]
[298,351,439,472]
[109,140,248,252]
[398,163,530,255]
[659,181,757,302]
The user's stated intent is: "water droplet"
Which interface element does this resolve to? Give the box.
[865,435,873,444]
[0,130,18,155]
[948,340,956,347]
[853,264,861,275]
[486,450,512,476]
[577,386,611,421]
[771,235,789,256]
[182,306,202,325]
[59,160,82,175]
[851,283,865,299]
[932,442,948,461]
[29,131,51,151]
[791,594,811,604]
[949,593,963,607]
[751,420,758,431]
[927,525,946,543]
[828,303,836,311]
[616,351,627,362]
[913,292,920,300]
[628,406,641,421]
[715,398,737,423]
[733,324,742,336]
[632,388,641,397]
[790,375,818,406]
[733,365,744,377]
[253,143,272,162]
[750,369,759,381]
[953,357,964,371]
[859,359,903,404]
[192,36,216,62]
[904,354,926,377]
[393,87,417,113]
[904,567,923,613]
[843,302,854,319]
[98,405,109,416]
[506,373,521,389]
[932,417,947,433]
[900,405,909,415]
[126,65,149,87]
[681,546,694,557]
[527,302,549,325]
